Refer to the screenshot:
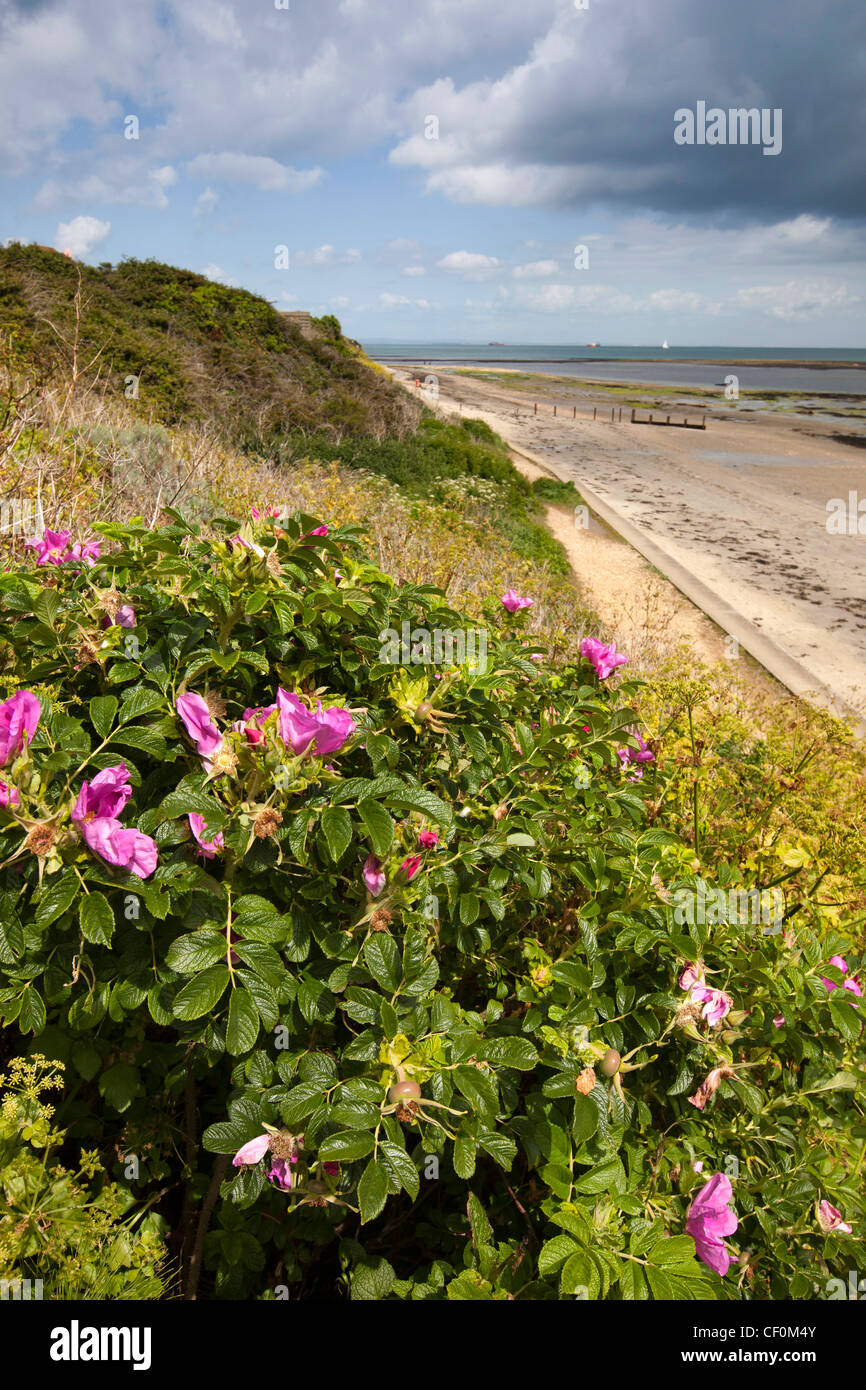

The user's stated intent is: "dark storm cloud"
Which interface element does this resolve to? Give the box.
[392,0,866,221]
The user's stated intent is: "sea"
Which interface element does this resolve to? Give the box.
[362,343,866,396]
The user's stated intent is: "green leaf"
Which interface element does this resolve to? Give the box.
[71,1041,102,1081]
[364,935,402,991]
[34,870,79,927]
[454,1066,498,1123]
[350,1255,395,1301]
[119,686,164,723]
[357,800,394,858]
[459,892,480,925]
[648,1236,699,1268]
[89,695,118,739]
[319,1130,375,1163]
[480,1036,539,1071]
[358,1158,390,1223]
[572,1157,626,1195]
[165,930,226,975]
[379,1140,420,1200]
[321,805,352,862]
[172,964,230,1020]
[538,1233,576,1276]
[453,1133,477,1178]
[829,996,861,1044]
[19,989,46,1035]
[98,1062,143,1113]
[561,1249,601,1299]
[572,1093,599,1144]
[619,1262,650,1300]
[34,589,60,628]
[226,990,260,1055]
[79,892,115,946]
[202,1119,261,1154]
[386,784,453,828]
[477,1130,516,1169]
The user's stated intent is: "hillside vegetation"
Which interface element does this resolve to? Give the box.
[0,253,863,1302]
[0,244,415,443]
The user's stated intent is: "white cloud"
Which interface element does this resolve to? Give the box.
[201,263,227,282]
[734,280,858,320]
[33,164,179,210]
[55,215,110,258]
[512,259,559,278]
[647,289,722,315]
[194,187,219,216]
[294,244,362,267]
[437,250,501,279]
[379,292,432,309]
[186,152,322,192]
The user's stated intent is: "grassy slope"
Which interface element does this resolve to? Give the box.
[0,244,414,442]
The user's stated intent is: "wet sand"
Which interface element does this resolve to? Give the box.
[391,366,866,726]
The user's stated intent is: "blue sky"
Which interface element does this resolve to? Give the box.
[1,0,864,346]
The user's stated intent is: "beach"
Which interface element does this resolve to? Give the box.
[389,365,866,727]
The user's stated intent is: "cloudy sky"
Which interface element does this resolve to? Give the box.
[1,0,864,345]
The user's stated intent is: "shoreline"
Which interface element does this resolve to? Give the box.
[386,364,866,732]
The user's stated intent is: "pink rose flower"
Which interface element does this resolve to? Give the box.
[0,781,19,808]
[679,961,705,992]
[686,1172,738,1277]
[363,854,386,897]
[772,1014,785,1028]
[25,529,71,565]
[816,1200,852,1234]
[72,763,132,822]
[188,812,224,859]
[399,855,422,881]
[233,1134,271,1167]
[0,691,41,765]
[276,689,356,758]
[176,693,223,759]
[306,525,328,537]
[821,955,862,1000]
[688,1065,734,1111]
[267,1156,296,1191]
[617,737,654,767]
[68,539,101,567]
[418,832,439,849]
[322,1161,339,1177]
[72,762,158,879]
[580,636,628,680]
[692,986,734,1027]
[501,589,533,613]
[79,819,159,878]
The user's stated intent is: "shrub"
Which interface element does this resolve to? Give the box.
[0,512,861,1300]
[0,1055,170,1299]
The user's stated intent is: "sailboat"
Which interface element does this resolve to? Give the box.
[662,339,669,350]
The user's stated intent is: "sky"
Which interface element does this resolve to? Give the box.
[1,0,864,346]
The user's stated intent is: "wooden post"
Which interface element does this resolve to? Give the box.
[593,407,597,420]
[649,413,653,423]
[554,405,557,417]
[573,406,576,419]
[631,408,635,423]
[611,408,615,422]
[618,408,622,422]
[534,402,537,415]
[666,415,671,425]
[702,416,707,430]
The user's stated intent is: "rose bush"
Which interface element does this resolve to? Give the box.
[0,508,861,1300]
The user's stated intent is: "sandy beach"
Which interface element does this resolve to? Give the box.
[390,366,866,726]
